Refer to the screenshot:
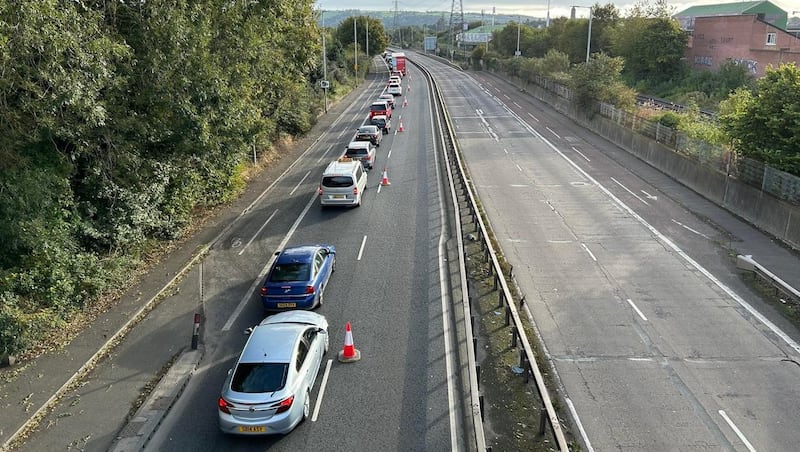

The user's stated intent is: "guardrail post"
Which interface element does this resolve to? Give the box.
[511,326,517,347]
[476,365,481,388]
[519,295,526,309]
[505,306,511,327]
[479,394,485,421]
[519,349,527,370]
[538,406,547,436]
[497,290,504,308]
[493,274,499,290]
[191,313,201,350]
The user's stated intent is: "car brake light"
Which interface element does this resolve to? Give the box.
[260,287,267,296]
[275,395,294,414]
[318,186,323,195]
[218,397,231,414]
[305,286,315,294]
[353,187,359,195]
[365,155,371,161]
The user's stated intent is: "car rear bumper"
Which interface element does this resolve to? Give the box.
[261,295,316,310]
[219,411,300,435]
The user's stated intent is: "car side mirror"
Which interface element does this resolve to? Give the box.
[326,249,335,255]
[244,327,254,335]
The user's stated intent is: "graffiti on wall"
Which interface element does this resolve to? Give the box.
[731,58,758,74]
[695,55,713,66]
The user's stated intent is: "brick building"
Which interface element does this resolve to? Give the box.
[675,1,800,77]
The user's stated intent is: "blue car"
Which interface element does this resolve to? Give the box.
[260,245,336,311]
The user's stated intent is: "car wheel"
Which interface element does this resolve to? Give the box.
[317,288,324,307]
[302,389,311,421]
[331,256,336,273]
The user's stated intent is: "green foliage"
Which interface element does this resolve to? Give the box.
[610,16,687,84]
[570,53,636,112]
[0,0,324,355]
[719,64,800,173]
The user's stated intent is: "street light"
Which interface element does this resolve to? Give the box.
[322,10,328,113]
[515,16,521,57]
[571,5,593,63]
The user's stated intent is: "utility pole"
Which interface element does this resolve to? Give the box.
[322,10,328,113]
[354,18,358,85]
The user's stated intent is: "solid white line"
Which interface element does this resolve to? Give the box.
[719,410,757,452]
[527,112,539,122]
[387,149,392,159]
[222,192,318,331]
[627,298,648,321]
[503,93,510,99]
[514,101,522,108]
[627,357,654,361]
[357,235,367,260]
[581,243,597,261]
[571,146,591,162]
[610,176,650,206]
[289,171,311,196]
[671,219,712,240]
[238,209,279,256]
[515,164,523,172]
[546,126,561,139]
[504,148,509,154]
[566,398,595,452]
[311,359,333,422]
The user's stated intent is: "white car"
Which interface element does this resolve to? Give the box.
[218,311,329,435]
[387,83,402,96]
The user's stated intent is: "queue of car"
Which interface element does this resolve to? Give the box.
[218,65,408,437]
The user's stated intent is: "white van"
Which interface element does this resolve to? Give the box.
[318,158,368,208]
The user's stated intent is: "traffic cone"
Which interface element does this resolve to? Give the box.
[398,120,404,132]
[380,168,391,186]
[403,98,408,108]
[408,84,411,92]
[337,322,361,363]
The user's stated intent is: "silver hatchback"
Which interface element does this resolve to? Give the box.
[218,311,329,435]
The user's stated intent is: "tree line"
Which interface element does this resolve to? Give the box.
[0,1,389,357]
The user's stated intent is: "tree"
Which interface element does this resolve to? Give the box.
[335,16,388,57]
[610,16,687,84]
[719,64,800,173]
[570,52,636,112]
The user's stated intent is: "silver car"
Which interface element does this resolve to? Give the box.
[218,311,329,435]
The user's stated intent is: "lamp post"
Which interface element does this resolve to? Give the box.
[571,5,593,63]
[515,16,521,57]
[322,10,328,113]
[354,17,358,85]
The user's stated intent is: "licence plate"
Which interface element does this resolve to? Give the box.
[277,302,296,308]
[239,426,266,433]
[332,195,345,199]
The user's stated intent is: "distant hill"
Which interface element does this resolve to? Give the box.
[320,10,544,31]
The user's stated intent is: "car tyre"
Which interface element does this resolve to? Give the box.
[316,288,324,308]
[331,256,336,273]
[302,389,311,421]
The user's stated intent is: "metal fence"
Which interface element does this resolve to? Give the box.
[597,100,800,205]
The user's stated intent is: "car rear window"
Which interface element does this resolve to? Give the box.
[322,175,354,187]
[269,263,311,282]
[345,148,368,157]
[231,362,288,393]
[370,104,387,112]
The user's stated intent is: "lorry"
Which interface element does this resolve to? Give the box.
[392,52,406,76]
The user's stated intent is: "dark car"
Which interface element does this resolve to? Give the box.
[260,245,336,310]
[371,115,391,134]
[355,125,382,146]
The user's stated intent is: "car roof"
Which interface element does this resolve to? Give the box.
[372,115,387,120]
[347,141,371,149]
[240,324,302,363]
[371,100,389,106]
[276,245,323,264]
[324,159,361,174]
[260,310,328,328]
[359,125,378,130]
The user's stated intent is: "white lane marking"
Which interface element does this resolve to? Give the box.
[238,209,279,256]
[671,219,713,240]
[222,192,318,331]
[512,111,800,356]
[504,148,509,154]
[610,176,650,206]
[513,101,522,108]
[547,240,573,244]
[510,184,528,188]
[571,146,591,161]
[640,190,658,201]
[515,164,523,172]
[719,410,757,452]
[545,200,557,212]
[432,84,461,451]
[628,357,654,361]
[627,298,648,321]
[581,243,597,261]
[546,126,561,139]
[527,112,540,122]
[289,171,311,196]
[357,235,367,260]
[317,144,335,163]
[311,359,333,422]
[387,149,392,159]
[502,93,509,98]
[566,398,595,452]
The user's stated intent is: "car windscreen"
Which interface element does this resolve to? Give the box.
[231,362,288,393]
[322,176,354,187]
[268,263,311,282]
[370,104,387,112]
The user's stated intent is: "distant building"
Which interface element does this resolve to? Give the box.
[674,1,799,77]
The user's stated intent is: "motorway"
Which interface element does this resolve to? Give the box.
[8,52,800,452]
[417,52,800,451]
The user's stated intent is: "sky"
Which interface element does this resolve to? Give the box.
[314,0,799,20]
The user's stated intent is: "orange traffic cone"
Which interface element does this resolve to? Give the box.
[380,168,391,186]
[398,120,404,132]
[338,322,361,363]
[403,98,408,108]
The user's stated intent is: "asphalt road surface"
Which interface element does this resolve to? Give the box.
[417,52,800,451]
